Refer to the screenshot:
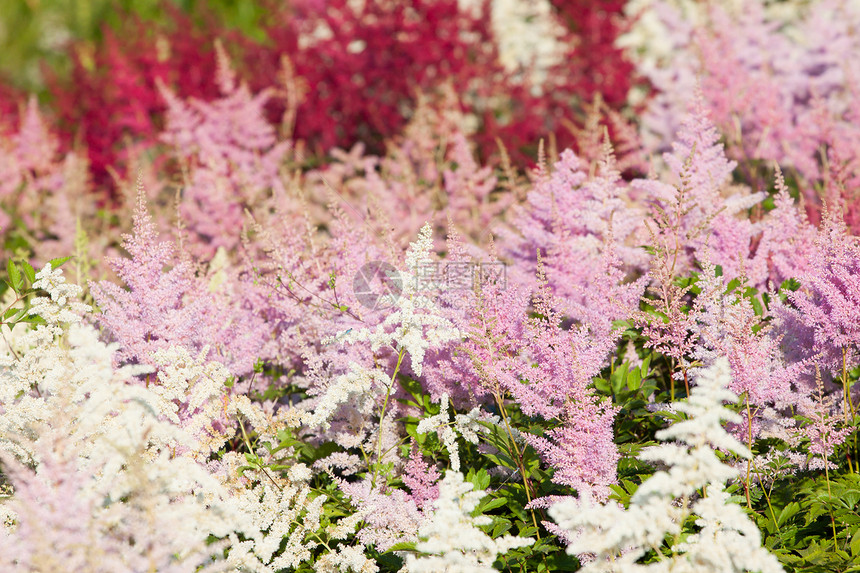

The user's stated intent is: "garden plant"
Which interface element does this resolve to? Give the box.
[1,1,859,571]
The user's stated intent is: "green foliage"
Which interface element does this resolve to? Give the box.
[0,255,72,328]
[747,473,860,572]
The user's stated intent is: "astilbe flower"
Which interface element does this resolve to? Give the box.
[568,96,649,176]
[312,97,445,246]
[0,97,86,252]
[90,188,270,379]
[403,445,441,510]
[334,223,462,379]
[404,471,533,573]
[0,98,64,197]
[747,167,816,288]
[550,358,784,573]
[634,98,765,279]
[519,279,620,500]
[635,224,699,385]
[821,128,860,236]
[159,42,290,257]
[420,229,531,404]
[0,267,246,572]
[473,0,567,89]
[300,223,460,475]
[696,0,860,213]
[416,394,497,474]
[549,0,636,108]
[338,478,425,552]
[308,89,509,247]
[1,261,338,573]
[0,424,235,573]
[446,255,622,499]
[442,130,509,242]
[251,0,496,154]
[789,369,851,472]
[784,208,860,374]
[240,194,390,378]
[526,397,619,503]
[147,345,251,460]
[635,103,774,383]
[416,394,467,473]
[627,0,860,225]
[690,258,811,449]
[223,468,332,573]
[615,0,700,149]
[502,138,648,335]
[0,264,93,462]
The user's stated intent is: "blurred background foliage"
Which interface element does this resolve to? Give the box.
[0,0,267,95]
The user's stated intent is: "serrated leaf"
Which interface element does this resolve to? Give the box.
[21,260,35,284]
[48,256,72,270]
[627,368,641,391]
[7,260,21,292]
[491,518,513,538]
[468,468,490,491]
[478,497,508,513]
[777,501,800,527]
[640,354,651,378]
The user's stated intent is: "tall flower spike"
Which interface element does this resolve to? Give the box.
[785,207,860,374]
[90,187,268,377]
[337,223,461,378]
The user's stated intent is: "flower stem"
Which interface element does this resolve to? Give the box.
[493,391,541,540]
[372,346,406,489]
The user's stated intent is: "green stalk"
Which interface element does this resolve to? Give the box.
[372,347,406,489]
[493,391,541,540]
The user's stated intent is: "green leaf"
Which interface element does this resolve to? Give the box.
[777,502,800,527]
[611,362,629,395]
[627,367,642,392]
[779,277,800,292]
[478,497,508,514]
[466,468,490,492]
[21,260,35,284]
[385,541,418,553]
[19,314,45,325]
[639,354,651,379]
[48,256,72,270]
[491,518,513,538]
[7,260,21,292]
